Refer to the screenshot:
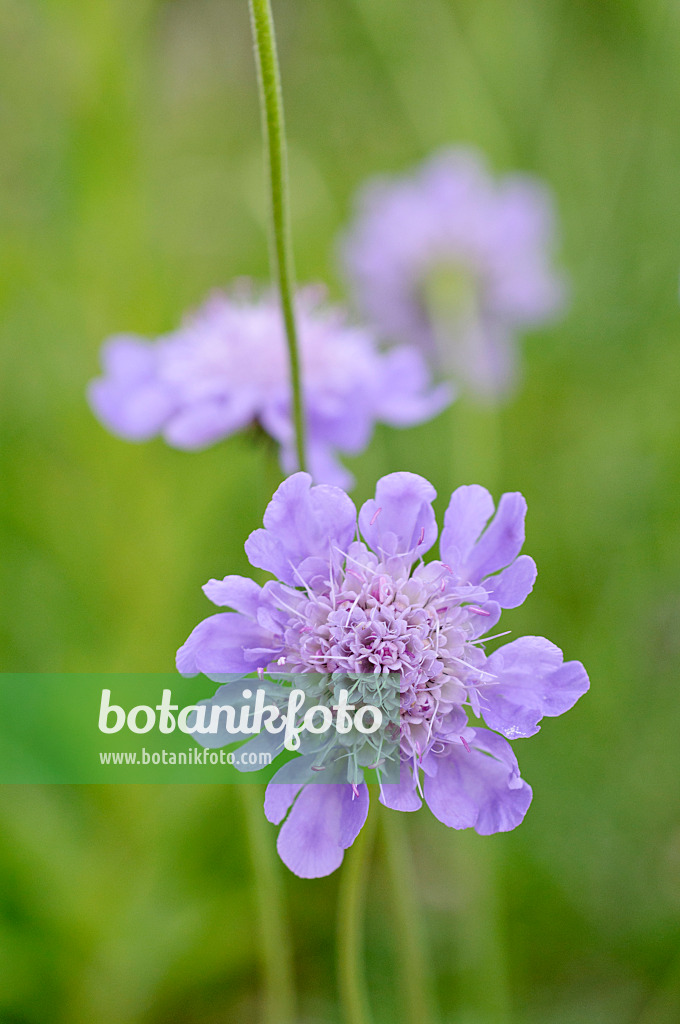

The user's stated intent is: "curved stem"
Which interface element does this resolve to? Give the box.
[337,802,378,1024]
[248,0,306,474]
[239,784,296,1024]
[380,808,437,1024]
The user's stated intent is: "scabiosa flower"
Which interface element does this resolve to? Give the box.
[177,472,589,878]
[340,148,566,399]
[87,285,450,488]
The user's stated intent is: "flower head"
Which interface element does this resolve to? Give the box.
[177,471,589,878]
[88,285,450,488]
[340,148,566,398]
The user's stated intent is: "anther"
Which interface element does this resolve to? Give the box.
[460,735,471,753]
[370,507,382,526]
[469,605,491,616]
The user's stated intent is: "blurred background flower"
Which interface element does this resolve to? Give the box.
[340,147,565,399]
[2,0,680,1022]
[88,285,450,488]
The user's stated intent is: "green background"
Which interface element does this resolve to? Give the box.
[0,674,284,783]
[1,0,680,1021]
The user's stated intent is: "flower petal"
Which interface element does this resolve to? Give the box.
[276,783,369,878]
[266,752,342,787]
[307,440,355,490]
[464,492,527,583]
[245,473,357,585]
[101,335,157,380]
[440,485,494,570]
[188,678,275,748]
[202,575,263,616]
[88,337,176,441]
[379,766,423,811]
[372,347,454,425]
[176,612,277,679]
[163,397,255,449]
[359,472,437,560]
[339,783,370,847]
[264,781,304,825]
[487,554,537,609]
[423,734,532,834]
[468,600,502,640]
[232,729,286,771]
[483,636,590,739]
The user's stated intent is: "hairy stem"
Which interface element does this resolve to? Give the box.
[248,0,306,474]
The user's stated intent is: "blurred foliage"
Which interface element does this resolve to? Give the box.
[2,0,680,1021]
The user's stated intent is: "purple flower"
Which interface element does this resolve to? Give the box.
[340,148,566,398]
[177,472,589,878]
[88,285,451,488]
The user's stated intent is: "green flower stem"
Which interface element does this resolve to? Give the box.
[451,834,512,1024]
[337,799,378,1024]
[239,784,296,1024]
[421,268,501,490]
[636,944,680,1024]
[447,393,512,1024]
[232,4,303,999]
[449,397,501,492]
[242,453,293,1023]
[380,807,437,1024]
[248,0,306,474]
